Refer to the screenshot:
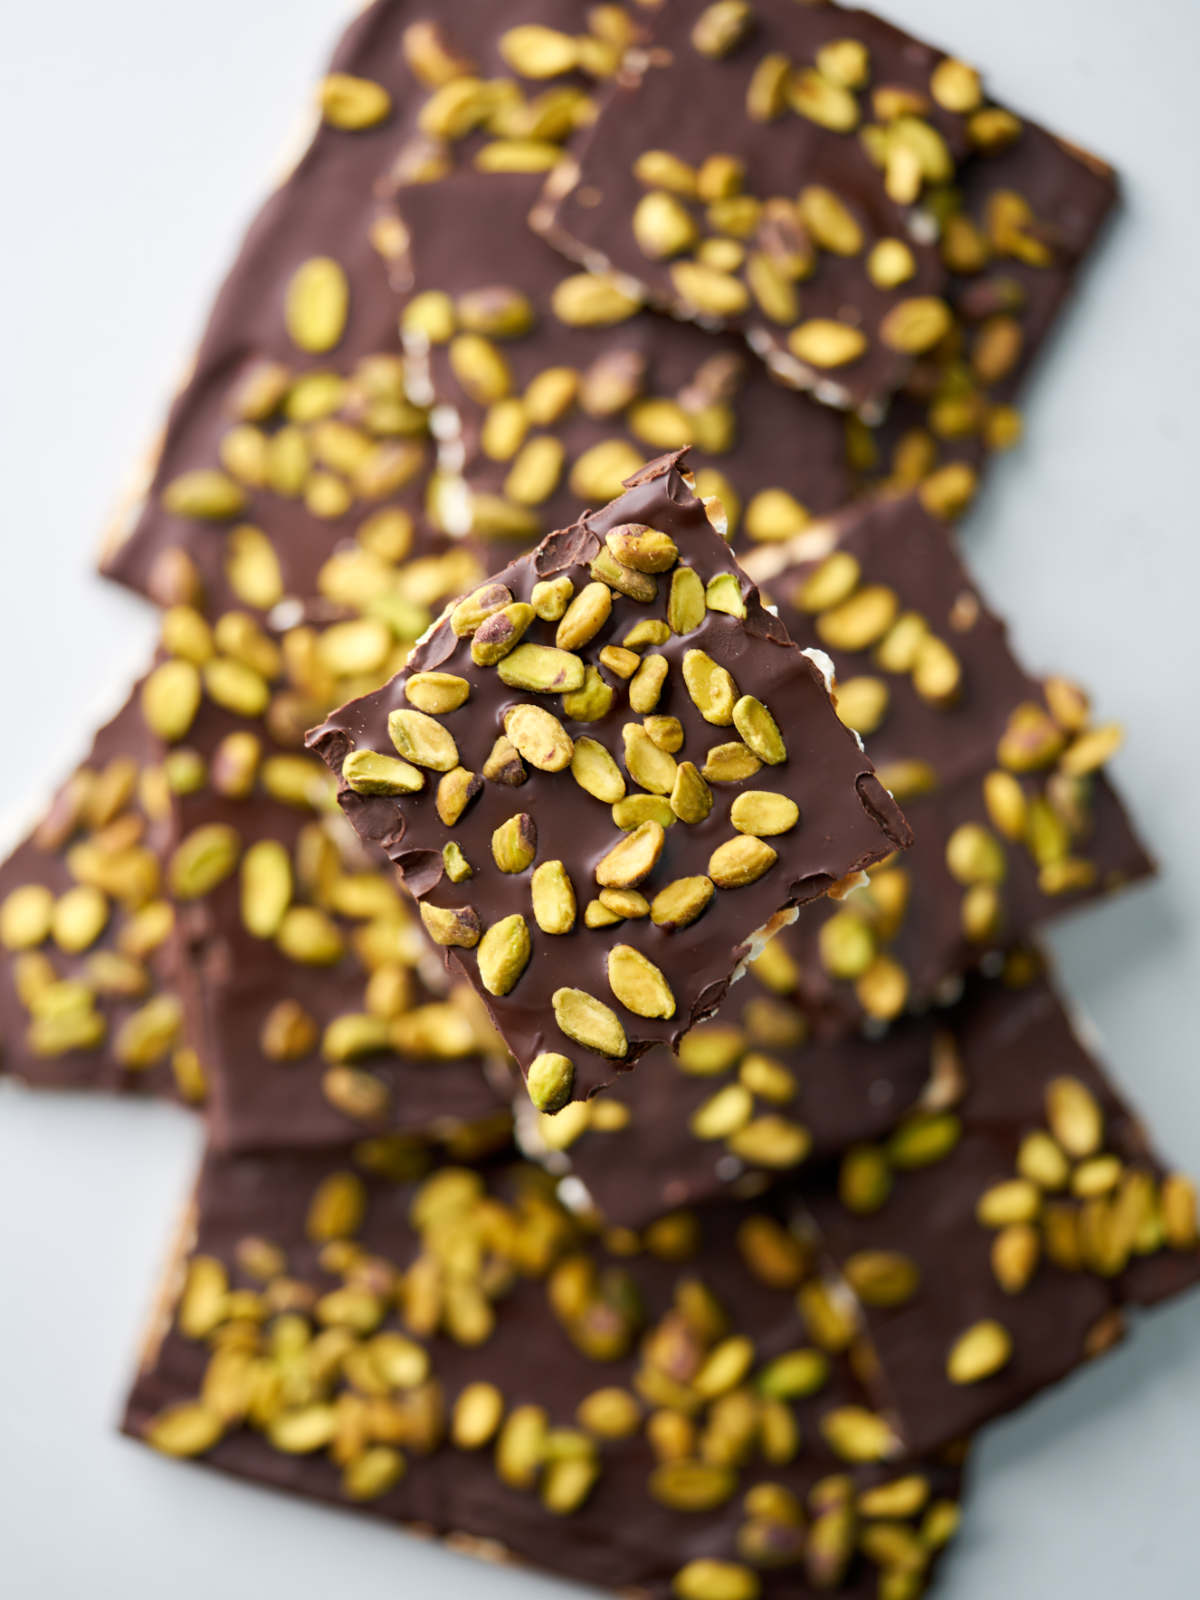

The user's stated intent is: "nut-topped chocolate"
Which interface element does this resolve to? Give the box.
[388,164,853,553]
[148,581,514,1150]
[538,0,1008,415]
[0,685,204,1103]
[850,116,1117,507]
[739,492,1152,1029]
[310,453,910,1102]
[522,928,948,1228]
[124,1139,965,1598]
[101,0,649,615]
[0,541,518,1141]
[803,960,1200,1453]
[96,0,1121,633]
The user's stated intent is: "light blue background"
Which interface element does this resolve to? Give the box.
[1,2,1198,1594]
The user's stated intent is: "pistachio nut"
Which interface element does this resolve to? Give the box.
[596,820,665,887]
[591,547,659,604]
[702,742,762,783]
[504,703,574,771]
[1044,1076,1103,1158]
[946,1319,1012,1384]
[276,906,344,966]
[476,914,531,995]
[788,319,867,369]
[169,824,240,901]
[141,658,202,743]
[553,987,628,1057]
[670,261,750,318]
[731,696,786,764]
[419,902,483,949]
[0,884,54,951]
[452,1382,505,1450]
[530,575,575,621]
[600,645,640,679]
[612,794,675,831]
[240,839,293,939]
[552,273,640,327]
[469,601,536,667]
[607,944,675,1019]
[482,737,527,788]
[683,649,738,725]
[451,584,513,637]
[527,1051,576,1112]
[668,566,707,634]
[436,767,482,826]
[730,791,799,836]
[162,469,246,520]
[285,256,349,353]
[606,523,679,574]
[598,888,649,919]
[571,737,626,803]
[556,581,613,651]
[623,724,678,794]
[319,70,392,129]
[633,190,699,259]
[497,643,586,693]
[342,749,425,796]
[531,860,577,934]
[405,672,470,714]
[708,836,778,888]
[562,665,615,721]
[651,875,715,929]
[643,714,683,752]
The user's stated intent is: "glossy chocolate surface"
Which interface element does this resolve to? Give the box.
[311,455,910,1095]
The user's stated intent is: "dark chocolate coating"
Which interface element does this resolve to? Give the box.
[804,970,1200,1454]
[746,491,1153,1027]
[99,0,433,614]
[539,0,978,414]
[98,0,650,615]
[168,632,510,1152]
[764,494,1033,783]
[0,683,191,1101]
[123,1143,964,1597]
[549,954,943,1228]
[866,117,1118,484]
[389,165,854,552]
[310,455,910,1094]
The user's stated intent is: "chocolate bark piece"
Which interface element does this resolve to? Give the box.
[804,963,1200,1455]
[523,928,948,1229]
[0,684,203,1103]
[309,452,910,1100]
[740,492,1152,1028]
[155,593,509,1151]
[123,1141,965,1599]
[538,0,1003,415]
[388,165,853,554]
[854,117,1118,509]
[99,1,649,615]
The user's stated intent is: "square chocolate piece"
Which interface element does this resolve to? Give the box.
[99,0,435,616]
[804,962,1200,1453]
[147,594,511,1151]
[855,115,1117,506]
[100,1,651,614]
[388,165,853,555]
[310,452,910,1103]
[539,0,1001,415]
[522,927,948,1229]
[123,1140,965,1599]
[0,681,202,1104]
[739,491,1152,1029]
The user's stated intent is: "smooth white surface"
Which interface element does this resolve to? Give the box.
[1,2,1199,1594]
